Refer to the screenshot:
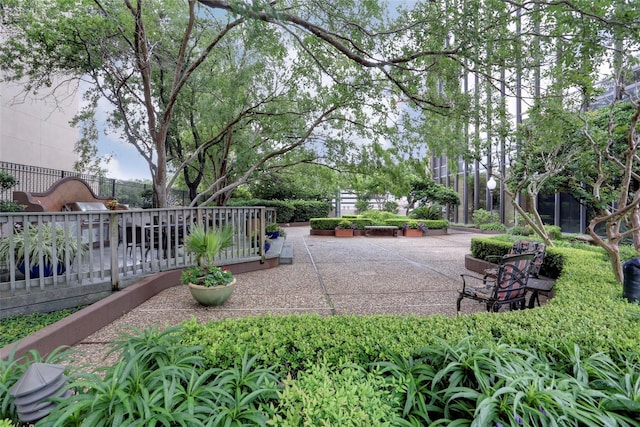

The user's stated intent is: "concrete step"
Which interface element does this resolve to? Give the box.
[280,242,293,264]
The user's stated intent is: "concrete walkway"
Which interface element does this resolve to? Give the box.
[72,226,485,365]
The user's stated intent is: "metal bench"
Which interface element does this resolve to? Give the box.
[457,253,535,313]
[525,277,555,308]
[364,225,399,237]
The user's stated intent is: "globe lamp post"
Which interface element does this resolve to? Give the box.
[487,176,497,223]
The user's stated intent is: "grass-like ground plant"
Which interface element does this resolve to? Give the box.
[372,339,640,426]
[34,325,280,427]
[0,307,85,348]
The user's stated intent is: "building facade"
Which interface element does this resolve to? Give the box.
[0,76,79,172]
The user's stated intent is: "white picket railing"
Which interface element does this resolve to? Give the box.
[0,206,276,302]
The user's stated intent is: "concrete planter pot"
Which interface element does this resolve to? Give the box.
[403,229,424,237]
[188,278,236,306]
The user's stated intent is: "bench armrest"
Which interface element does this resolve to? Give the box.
[460,273,495,291]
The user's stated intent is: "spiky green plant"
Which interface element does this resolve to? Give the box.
[37,326,279,427]
[0,223,85,268]
[184,225,234,267]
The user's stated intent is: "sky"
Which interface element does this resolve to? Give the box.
[97,133,151,181]
[93,93,152,181]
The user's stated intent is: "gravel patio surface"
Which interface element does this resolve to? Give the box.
[70,226,486,367]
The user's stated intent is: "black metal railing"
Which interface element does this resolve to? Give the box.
[0,161,188,208]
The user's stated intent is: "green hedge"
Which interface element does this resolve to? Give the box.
[309,218,373,230]
[383,219,448,230]
[228,199,332,223]
[227,199,295,223]
[310,217,448,231]
[290,201,332,222]
[470,236,565,279]
[181,247,640,372]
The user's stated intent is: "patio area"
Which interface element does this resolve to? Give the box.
[69,226,494,366]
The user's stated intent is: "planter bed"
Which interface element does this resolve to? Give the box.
[310,229,336,236]
[364,225,398,237]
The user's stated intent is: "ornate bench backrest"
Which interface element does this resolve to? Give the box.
[511,241,546,278]
[494,253,534,302]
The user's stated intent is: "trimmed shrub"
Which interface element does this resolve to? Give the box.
[182,245,640,371]
[310,218,341,230]
[227,198,295,223]
[310,218,373,230]
[228,199,331,223]
[545,225,562,240]
[479,222,507,232]
[309,216,448,231]
[290,200,332,222]
[508,224,534,236]
[472,209,492,225]
[383,219,448,230]
[469,235,514,260]
[470,236,564,278]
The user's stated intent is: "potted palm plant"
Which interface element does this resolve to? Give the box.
[181,225,236,306]
[0,223,85,278]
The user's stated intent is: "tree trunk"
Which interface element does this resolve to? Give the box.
[603,241,624,284]
[630,206,640,251]
[587,216,624,283]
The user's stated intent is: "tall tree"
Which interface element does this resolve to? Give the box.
[0,0,468,207]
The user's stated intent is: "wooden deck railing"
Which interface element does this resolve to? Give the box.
[0,206,276,317]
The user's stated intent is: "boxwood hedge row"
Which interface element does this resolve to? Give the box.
[227,199,332,223]
[309,217,448,231]
[470,236,565,278]
[173,243,640,424]
[181,244,640,372]
[382,219,448,230]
